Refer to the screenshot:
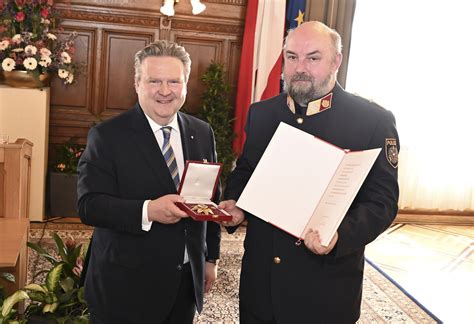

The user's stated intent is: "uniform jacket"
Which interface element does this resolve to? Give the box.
[225,84,399,323]
[77,104,221,323]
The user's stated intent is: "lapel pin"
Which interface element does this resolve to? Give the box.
[190,135,194,139]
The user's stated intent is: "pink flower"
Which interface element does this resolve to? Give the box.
[65,238,76,250]
[15,12,25,22]
[72,257,84,277]
[40,8,49,18]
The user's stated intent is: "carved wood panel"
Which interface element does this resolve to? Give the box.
[100,31,154,114]
[173,34,223,114]
[47,1,245,148]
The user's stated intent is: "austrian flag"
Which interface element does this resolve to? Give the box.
[233,0,286,153]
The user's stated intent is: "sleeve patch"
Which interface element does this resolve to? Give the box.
[385,138,398,168]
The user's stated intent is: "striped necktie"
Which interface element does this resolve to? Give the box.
[161,127,180,189]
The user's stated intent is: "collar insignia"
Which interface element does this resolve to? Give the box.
[287,93,333,116]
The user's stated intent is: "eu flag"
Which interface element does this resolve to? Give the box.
[286,0,306,30]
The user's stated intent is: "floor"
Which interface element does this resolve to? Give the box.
[365,223,474,324]
[37,218,474,324]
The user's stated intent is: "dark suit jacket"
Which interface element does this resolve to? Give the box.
[225,84,399,323]
[77,104,221,323]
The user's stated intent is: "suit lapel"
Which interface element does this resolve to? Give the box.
[129,104,177,193]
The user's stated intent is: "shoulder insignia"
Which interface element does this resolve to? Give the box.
[385,138,398,168]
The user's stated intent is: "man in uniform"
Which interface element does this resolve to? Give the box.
[219,21,399,323]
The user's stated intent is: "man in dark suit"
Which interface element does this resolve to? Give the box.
[219,21,399,323]
[77,40,221,324]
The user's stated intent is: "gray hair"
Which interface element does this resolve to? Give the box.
[283,21,342,57]
[134,40,191,83]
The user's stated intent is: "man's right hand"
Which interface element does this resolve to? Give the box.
[147,194,189,224]
[218,200,245,227]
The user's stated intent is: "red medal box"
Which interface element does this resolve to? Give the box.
[176,160,232,222]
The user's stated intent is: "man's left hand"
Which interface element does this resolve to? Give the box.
[204,261,218,293]
[304,229,338,255]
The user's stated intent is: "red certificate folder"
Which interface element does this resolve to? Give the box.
[176,160,232,222]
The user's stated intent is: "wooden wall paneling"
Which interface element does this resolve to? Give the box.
[49,25,97,145]
[172,33,224,114]
[48,1,246,146]
[100,30,155,115]
[50,28,95,110]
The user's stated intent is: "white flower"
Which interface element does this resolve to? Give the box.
[40,48,51,57]
[0,40,10,51]
[12,48,24,53]
[12,34,22,43]
[23,57,38,70]
[46,33,57,40]
[61,52,71,64]
[65,73,74,84]
[25,45,38,56]
[58,69,69,79]
[2,58,16,72]
[39,56,52,67]
[41,18,51,25]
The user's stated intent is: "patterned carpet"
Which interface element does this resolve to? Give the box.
[28,222,440,323]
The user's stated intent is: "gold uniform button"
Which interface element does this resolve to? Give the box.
[273,256,281,264]
[296,117,304,124]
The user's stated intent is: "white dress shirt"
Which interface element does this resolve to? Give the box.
[141,113,188,263]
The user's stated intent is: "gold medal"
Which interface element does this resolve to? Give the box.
[191,204,214,215]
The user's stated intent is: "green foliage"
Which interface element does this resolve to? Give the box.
[1,290,28,322]
[199,62,236,183]
[0,233,89,323]
[51,143,85,174]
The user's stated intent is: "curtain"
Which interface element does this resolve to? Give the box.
[306,0,357,87]
[346,0,474,213]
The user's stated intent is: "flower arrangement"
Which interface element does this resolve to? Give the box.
[0,0,77,84]
[52,143,85,174]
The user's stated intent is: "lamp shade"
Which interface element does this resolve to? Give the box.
[191,0,206,15]
[160,0,175,16]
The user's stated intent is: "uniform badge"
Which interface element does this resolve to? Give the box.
[321,98,330,108]
[385,138,398,168]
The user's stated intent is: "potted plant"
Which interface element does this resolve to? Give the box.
[0,0,77,87]
[0,233,89,323]
[199,61,236,184]
[47,143,85,218]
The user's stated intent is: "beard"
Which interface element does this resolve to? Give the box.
[284,72,333,106]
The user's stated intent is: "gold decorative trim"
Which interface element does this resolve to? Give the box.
[58,9,243,34]
[59,9,160,27]
[171,18,243,34]
[205,0,247,5]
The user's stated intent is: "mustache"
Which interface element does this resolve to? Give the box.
[291,73,313,82]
